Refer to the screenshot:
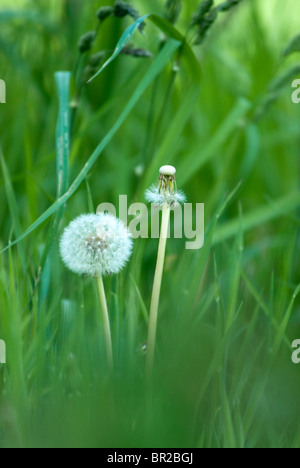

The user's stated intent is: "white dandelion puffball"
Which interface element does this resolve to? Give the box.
[60,213,133,277]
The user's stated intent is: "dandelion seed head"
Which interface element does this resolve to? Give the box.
[145,165,186,206]
[60,213,133,277]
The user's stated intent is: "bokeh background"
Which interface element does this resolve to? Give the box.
[0,0,300,448]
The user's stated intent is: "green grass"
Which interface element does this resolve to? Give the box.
[0,0,300,448]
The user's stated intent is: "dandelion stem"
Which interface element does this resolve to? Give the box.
[146,202,170,379]
[96,275,113,371]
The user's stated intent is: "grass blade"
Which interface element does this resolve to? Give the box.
[39,72,71,270]
[88,15,149,83]
[213,191,300,245]
[273,284,300,352]
[282,33,300,58]
[0,149,27,273]
[142,85,200,191]
[178,98,251,187]
[55,72,71,197]
[88,14,201,84]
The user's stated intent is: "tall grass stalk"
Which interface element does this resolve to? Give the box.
[96,276,113,371]
[146,202,170,379]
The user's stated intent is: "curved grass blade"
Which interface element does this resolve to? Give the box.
[213,191,300,245]
[239,123,260,178]
[273,284,300,352]
[0,39,181,254]
[0,149,27,273]
[88,14,201,84]
[88,15,149,83]
[177,182,243,313]
[178,97,251,187]
[282,33,300,58]
[142,85,200,192]
[149,15,201,83]
[130,275,149,325]
[39,72,71,270]
[55,72,71,197]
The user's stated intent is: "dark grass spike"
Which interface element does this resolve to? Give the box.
[78,31,96,53]
[191,0,245,45]
[113,1,145,32]
[121,44,153,58]
[191,0,214,26]
[217,0,244,12]
[164,0,182,25]
[193,8,218,45]
[96,6,113,22]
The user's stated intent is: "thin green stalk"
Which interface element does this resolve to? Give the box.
[96,276,113,371]
[146,203,170,379]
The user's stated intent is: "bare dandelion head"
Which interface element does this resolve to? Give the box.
[60,213,133,277]
[145,165,186,206]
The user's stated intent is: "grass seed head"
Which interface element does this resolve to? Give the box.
[97,6,114,22]
[218,0,243,12]
[78,31,96,53]
[89,52,106,67]
[113,1,139,19]
[191,0,214,25]
[113,1,145,31]
[164,0,182,25]
[121,45,152,58]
